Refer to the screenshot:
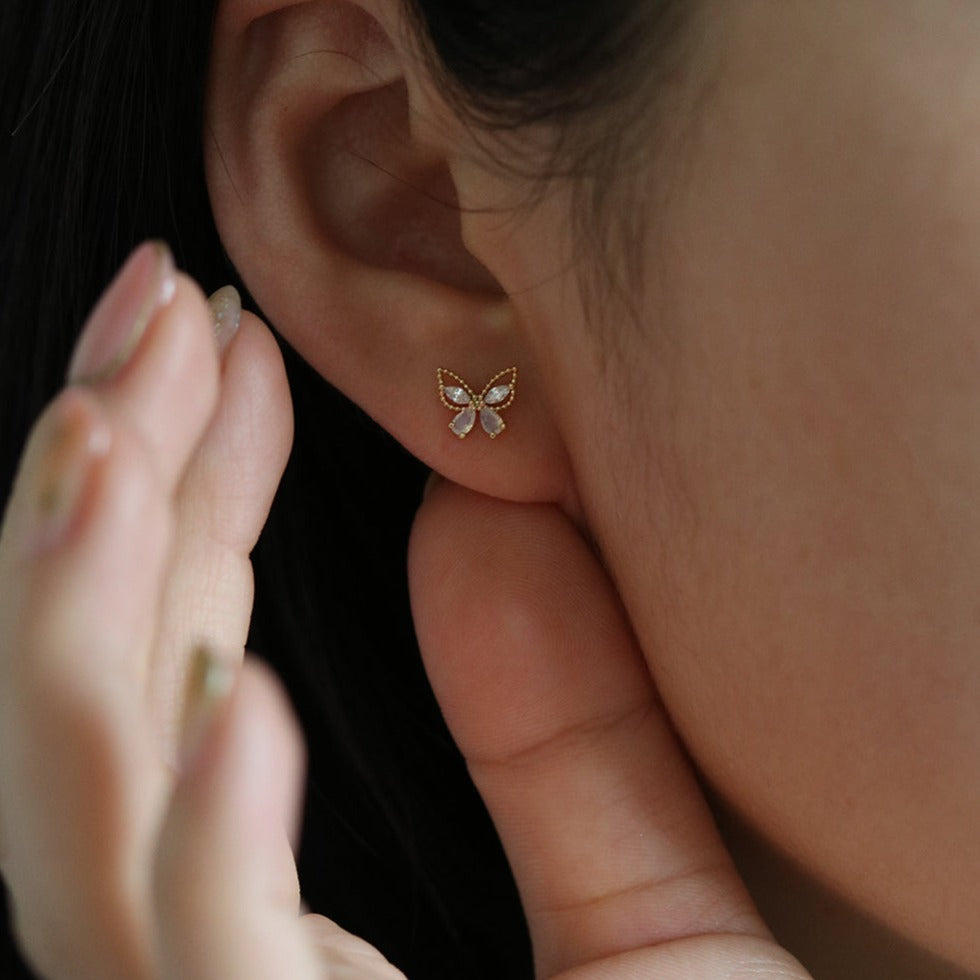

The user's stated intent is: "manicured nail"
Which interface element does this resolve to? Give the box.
[208,285,241,353]
[28,392,111,555]
[180,644,236,772]
[67,241,177,385]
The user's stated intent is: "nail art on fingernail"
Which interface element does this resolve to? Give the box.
[29,393,111,555]
[67,241,177,385]
[208,285,242,353]
[179,644,236,772]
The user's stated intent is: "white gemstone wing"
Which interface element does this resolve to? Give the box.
[484,384,511,405]
[480,407,504,437]
[451,407,477,437]
[477,368,515,438]
[444,385,471,406]
[438,369,478,438]
[480,368,516,411]
[439,367,516,439]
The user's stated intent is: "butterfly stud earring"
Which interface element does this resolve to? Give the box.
[437,367,517,439]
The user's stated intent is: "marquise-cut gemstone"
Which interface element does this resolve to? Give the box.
[451,408,476,436]
[484,384,511,405]
[444,386,471,406]
[480,407,504,437]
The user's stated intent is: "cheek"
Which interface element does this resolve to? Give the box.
[650,369,980,973]
[655,309,980,907]
[611,9,980,965]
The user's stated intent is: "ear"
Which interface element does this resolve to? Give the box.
[205,0,572,504]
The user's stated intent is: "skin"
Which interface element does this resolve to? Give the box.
[452,1,980,969]
[206,0,979,970]
[208,0,977,971]
[1,0,978,977]
[0,259,810,978]
[556,3,980,966]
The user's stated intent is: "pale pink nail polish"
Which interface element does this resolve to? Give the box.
[67,241,177,385]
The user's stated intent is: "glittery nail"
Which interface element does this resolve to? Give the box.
[208,285,242,353]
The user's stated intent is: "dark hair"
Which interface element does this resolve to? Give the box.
[0,2,686,976]
[406,0,694,325]
[407,0,687,151]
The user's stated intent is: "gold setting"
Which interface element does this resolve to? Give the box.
[437,367,517,439]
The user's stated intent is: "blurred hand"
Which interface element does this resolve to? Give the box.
[0,244,398,978]
[0,242,813,979]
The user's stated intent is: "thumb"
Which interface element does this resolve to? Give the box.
[152,655,321,979]
[409,481,811,979]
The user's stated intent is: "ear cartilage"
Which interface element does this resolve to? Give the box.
[437,367,517,439]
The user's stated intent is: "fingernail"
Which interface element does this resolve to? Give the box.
[180,644,236,772]
[67,241,177,385]
[28,392,111,555]
[208,285,242,353]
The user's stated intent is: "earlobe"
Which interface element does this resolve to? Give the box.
[205,0,572,504]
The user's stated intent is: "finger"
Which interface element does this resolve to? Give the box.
[2,251,223,692]
[155,660,406,979]
[73,248,220,494]
[0,246,225,978]
[0,251,222,704]
[149,306,293,756]
[0,389,170,979]
[409,483,811,979]
[177,307,291,560]
[153,657,321,980]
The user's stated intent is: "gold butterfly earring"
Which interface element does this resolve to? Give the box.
[437,367,517,439]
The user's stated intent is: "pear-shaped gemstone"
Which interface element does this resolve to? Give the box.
[480,408,504,437]
[451,407,476,437]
